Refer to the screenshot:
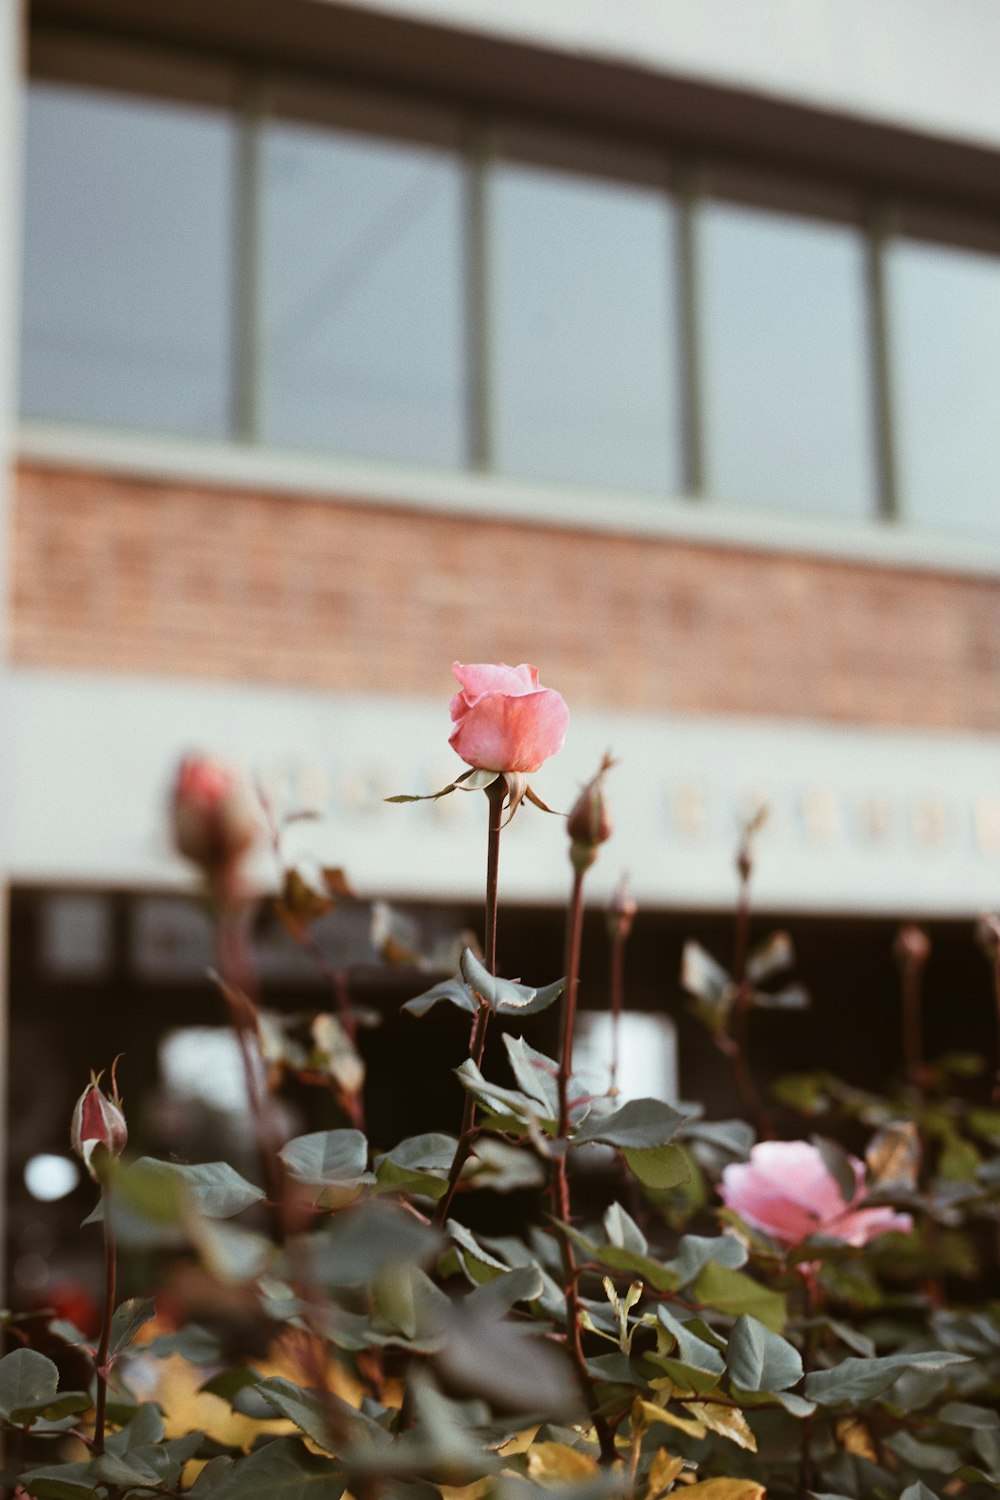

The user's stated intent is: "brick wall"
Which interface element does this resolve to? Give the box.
[12,461,1000,731]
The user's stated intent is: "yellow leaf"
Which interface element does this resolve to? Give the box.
[682,1403,757,1453]
[677,1481,766,1499]
[439,1482,491,1500]
[646,1448,684,1500]
[526,1443,601,1483]
[496,1426,540,1457]
[633,1397,707,1441]
[836,1417,878,1460]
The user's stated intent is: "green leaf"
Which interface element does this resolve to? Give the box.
[669,1232,748,1287]
[603,1202,648,1255]
[0,1347,59,1420]
[460,949,564,1017]
[16,1463,100,1499]
[205,1436,346,1498]
[899,1483,944,1500]
[572,1097,687,1149]
[108,1296,157,1360]
[145,1323,223,1363]
[280,1130,372,1188]
[310,1202,441,1288]
[655,1305,725,1383]
[464,1138,546,1193]
[503,1036,560,1117]
[681,941,733,1007]
[374,1158,449,1201]
[253,1377,340,1454]
[692,1263,786,1332]
[937,1401,1000,1430]
[9,1390,92,1426]
[623,1143,691,1189]
[403,977,477,1018]
[726,1314,803,1392]
[804,1350,969,1406]
[811,1136,857,1206]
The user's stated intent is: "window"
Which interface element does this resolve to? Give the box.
[21,47,236,436]
[20,32,1000,542]
[489,133,681,492]
[699,187,877,519]
[889,235,1000,539]
[261,87,468,465]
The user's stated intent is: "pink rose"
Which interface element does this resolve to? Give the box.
[171,755,259,871]
[449,662,569,774]
[719,1140,912,1248]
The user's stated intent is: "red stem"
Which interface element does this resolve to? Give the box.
[609,928,625,1096]
[558,870,585,1136]
[435,776,506,1223]
[92,1190,116,1455]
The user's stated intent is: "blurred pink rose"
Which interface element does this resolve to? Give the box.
[719,1140,912,1248]
[449,662,569,774]
[171,755,259,871]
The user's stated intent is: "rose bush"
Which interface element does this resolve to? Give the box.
[720,1139,913,1247]
[448,660,569,773]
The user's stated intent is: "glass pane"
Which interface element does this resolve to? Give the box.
[889,238,1000,538]
[261,117,466,466]
[700,200,876,518]
[490,160,680,493]
[21,81,235,435]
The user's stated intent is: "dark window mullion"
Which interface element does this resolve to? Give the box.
[866,202,900,522]
[232,71,264,443]
[675,161,707,499]
[464,117,493,472]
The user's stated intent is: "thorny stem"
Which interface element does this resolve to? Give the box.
[552,860,615,1463]
[721,844,770,1139]
[896,925,930,1098]
[213,901,366,1476]
[797,1266,820,1500]
[436,775,507,1224]
[92,1186,117,1455]
[993,945,1000,1103]
[558,869,586,1136]
[609,924,626,1098]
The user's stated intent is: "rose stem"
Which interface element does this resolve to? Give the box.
[92,1187,117,1455]
[609,919,625,1097]
[797,1266,819,1499]
[722,836,770,1138]
[992,939,1000,1103]
[554,862,615,1463]
[436,774,507,1224]
[215,898,364,1465]
[898,931,929,1097]
[262,805,365,1128]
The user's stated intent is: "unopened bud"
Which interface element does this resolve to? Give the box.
[567,755,615,874]
[71,1065,127,1181]
[606,873,637,943]
[894,923,931,969]
[171,755,259,876]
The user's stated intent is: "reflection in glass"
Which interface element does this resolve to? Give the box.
[491,162,680,492]
[21,82,235,435]
[700,201,876,518]
[890,239,1000,538]
[261,120,466,465]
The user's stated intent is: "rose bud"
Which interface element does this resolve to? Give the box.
[171,755,259,876]
[567,755,615,874]
[606,873,637,943]
[71,1066,127,1182]
[449,662,569,775]
[894,923,931,968]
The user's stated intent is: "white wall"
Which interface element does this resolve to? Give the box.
[4,668,1000,918]
[339,0,1000,154]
